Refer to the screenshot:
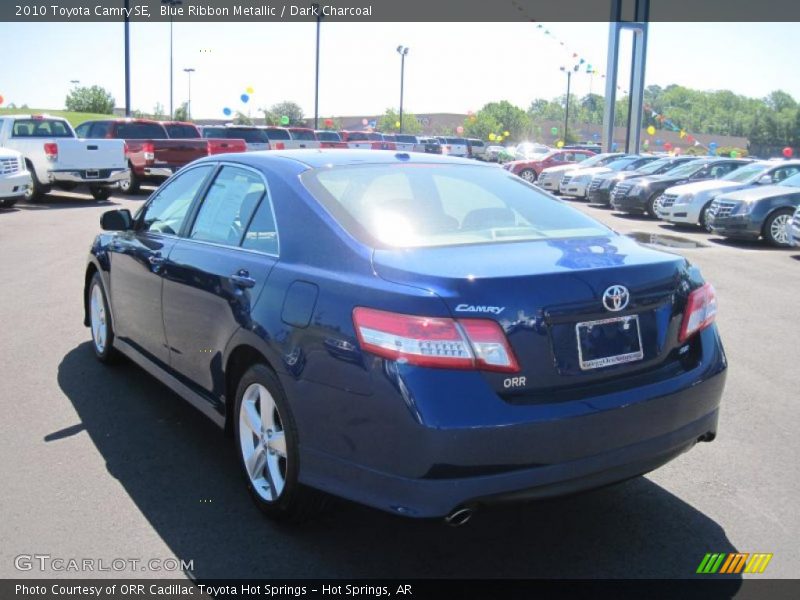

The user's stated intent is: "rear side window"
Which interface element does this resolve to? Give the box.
[139,165,213,235]
[89,122,111,138]
[116,122,168,139]
[190,166,265,246]
[264,128,291,141]
[303,164,609,249]
[12,119,72,137]
[242,191,279,255]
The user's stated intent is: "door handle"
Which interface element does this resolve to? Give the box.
[231,270,256,289]
[148,253,165,272]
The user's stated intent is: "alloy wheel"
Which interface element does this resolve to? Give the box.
[89,284,107,353]
[238,383,288,502]
[770,214,791,245]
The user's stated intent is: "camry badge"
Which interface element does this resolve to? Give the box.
[602,285,630,312]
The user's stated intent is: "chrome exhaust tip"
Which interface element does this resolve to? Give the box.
[444,506,474,527]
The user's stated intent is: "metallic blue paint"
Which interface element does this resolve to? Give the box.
[85,150,727,518]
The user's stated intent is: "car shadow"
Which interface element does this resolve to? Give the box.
[56,342,742,583]
[707,237,790,252]
[610,212,657,221]
[16,193,119,210]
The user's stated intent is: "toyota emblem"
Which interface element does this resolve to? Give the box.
[602,285,630,312]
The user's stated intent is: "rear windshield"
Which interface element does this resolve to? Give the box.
[469,139,485,147]
[446,137,467,144]
[367,133,383,141]
[302,164,610,249]
[346,132,369,141]
[396,135,417,143]
[203,127,268,143]
[290,129,317,141]
[117,122,168,139]
[163,124,200,138]
[264,128,291,141]
[316,131,341,142]
[12,119,73,138]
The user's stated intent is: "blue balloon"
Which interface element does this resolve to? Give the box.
[222,107,232,116]
[655,138,663,146]
[611,142,618,151]
[709,141,718,149]
[240,93,250,103]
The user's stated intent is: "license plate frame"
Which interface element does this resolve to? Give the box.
[575,314,644,371]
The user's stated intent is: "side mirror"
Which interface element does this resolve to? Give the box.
[100,209,133,231]
[758,175,773,185]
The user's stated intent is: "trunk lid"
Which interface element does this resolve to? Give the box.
[372,234,694,397]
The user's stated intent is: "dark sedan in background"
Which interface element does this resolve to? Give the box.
[610,158,751,217]
[84,150,726,524]
[706,171,800,246]
[587,156,700,206]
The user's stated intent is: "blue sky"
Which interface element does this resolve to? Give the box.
[0,22,797,118]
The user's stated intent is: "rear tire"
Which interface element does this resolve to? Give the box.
[119,168,141,195]
[519,169,537,183]
[234,364,326,523]
[90,186,112,201]
[88,273,119,364]
[24,162,48,202]
[763,208,794,247]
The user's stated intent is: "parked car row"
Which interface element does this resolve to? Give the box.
[508,147,800,248]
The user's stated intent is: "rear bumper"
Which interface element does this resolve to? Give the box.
[143,166,177,179]
[49,168,128,185]
[0,171,32,199]
[296,326,727,518]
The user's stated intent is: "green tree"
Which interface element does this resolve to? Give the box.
[377,108,422,134]
[463,112,501,142]
[261,101,305,126]
[234,111,253,125]
[65,85,115,114]
[476,100,528,142]
[174,102,189,122]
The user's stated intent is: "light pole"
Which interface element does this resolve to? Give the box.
[313,3,323,129]
[124,0,131,116]
[161,0,183,118]
[70,79,80,87]
[183,68,195,120]
[396,45,409,133]
[560,64,578,144]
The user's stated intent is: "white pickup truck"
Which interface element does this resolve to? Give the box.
[0,114,127,201]
[0,147,32,208]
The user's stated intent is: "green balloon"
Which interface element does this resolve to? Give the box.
[280,115,290,125]
[550,127,558,135]
[730,150,738,158]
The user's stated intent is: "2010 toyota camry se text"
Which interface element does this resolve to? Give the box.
[83,149,727,524]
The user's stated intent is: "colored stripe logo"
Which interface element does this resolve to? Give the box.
[697,553,773,574]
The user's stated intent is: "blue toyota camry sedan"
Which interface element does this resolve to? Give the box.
[84,150,726,524]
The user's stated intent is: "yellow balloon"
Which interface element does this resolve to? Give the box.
[488,133,496,141]
[246,87,254,95]
[556,140,564,148]
[647,125,655,135]
[395,121,401,128]
[503,131,510,137]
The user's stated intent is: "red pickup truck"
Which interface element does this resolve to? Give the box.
[75,118,209,194]
[159,121,247,157]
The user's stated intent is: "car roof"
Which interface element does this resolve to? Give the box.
[197,149,487,171]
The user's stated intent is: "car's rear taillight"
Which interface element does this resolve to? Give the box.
[274,142,285,150]
[205,140,213,155]
[679,283,717,343]
[44,142,58,161]
[142,142,155,162]
[353,307,519,373]
[123,141,129,158]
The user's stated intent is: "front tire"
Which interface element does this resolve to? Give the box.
[88,273,118,363]
[763,209,794,247]
[90,186,112,201]
[646,192,661,218]
[699,201,713,230]
[519,169,537,183]
[234,364,325,523]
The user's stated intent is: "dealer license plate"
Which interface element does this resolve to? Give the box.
[576,314,643,370]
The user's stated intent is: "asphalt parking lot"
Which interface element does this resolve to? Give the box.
[0,186,798,581]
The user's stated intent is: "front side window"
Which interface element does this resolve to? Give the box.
[190,166,266,246]
[303,164,610,249]
[139,165,213,235]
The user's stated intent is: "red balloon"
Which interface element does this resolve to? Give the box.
[663,142,673,151]
[324,118,333,127]
[783,147,794,158]
[0,94,4,105]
